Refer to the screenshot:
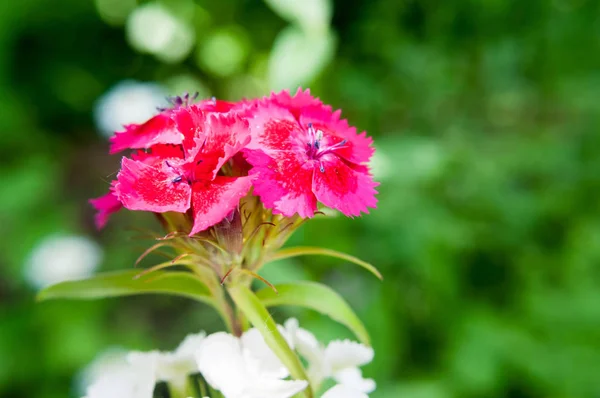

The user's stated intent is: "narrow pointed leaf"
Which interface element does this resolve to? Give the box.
[228,285,312,398]
[269,247,382,280]
[37,270,213,305]
[257,281,370,345]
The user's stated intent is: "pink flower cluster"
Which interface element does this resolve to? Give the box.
[91,89,378,235]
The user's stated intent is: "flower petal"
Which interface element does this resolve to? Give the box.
[194,112,252,180]
[312,155,378,216]
[174,331,207,358]
[116,157,191,213]
[130,144,185,164]
[196,332,249,398]
[89,183,122,229]
[189,176,252,235]
[324,340,374,373]
[268,88,324,120]
[245,148,317,218]
[246,102,300,154]
[109,112,183,154]
[172,104,206,155]
[333,367,376,393]
[241,327,292,379]
[242,378,309,398]
[85,352,158,398]
[321,384,369,398]
[284,319,321,364]
[284,318,329,387]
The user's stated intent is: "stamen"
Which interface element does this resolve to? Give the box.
[316,129,323,141]
[172,176,183,183]
[319,163,325,173]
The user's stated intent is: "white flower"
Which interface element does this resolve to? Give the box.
[25,234,102,289]
[83,358,156,398]
[77,348,129,396]
[195,332,308,398]
[93,80,167,137]
[82,332,205,398]
[321,384,369,398]
[284,318,375,393]
[128,332,206,393]
[240,326,293,379]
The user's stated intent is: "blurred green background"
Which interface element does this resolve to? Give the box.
[2,0,600,397]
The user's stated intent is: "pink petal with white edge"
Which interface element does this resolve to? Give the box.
[313,155,378,217]
[116,157,191,213]
[89,183,122,229]
[245,149,317,218]
[109,112,183,154]
[299,105,374,165]
[189,176,252,235]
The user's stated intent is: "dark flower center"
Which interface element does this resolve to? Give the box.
[305,123,347,172]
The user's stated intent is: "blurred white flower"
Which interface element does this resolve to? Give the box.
[268,26,336,91]
[126,2,195,63]
[94,80,167,138]
[77,348,129,396]
[264,0,332,33]
[80,321,375,398]
[284,318,375,393]
[195,332,308,398]
[82,332,205,398]
[84,358,156,398]
[25,234,103,289]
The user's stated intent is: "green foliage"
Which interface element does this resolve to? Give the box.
[257,281,371,345]
[2,0,600,397]
[37,270,213,304]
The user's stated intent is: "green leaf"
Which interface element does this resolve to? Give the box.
[256,281,371,345]
[228,285,312,398]
[37,270,213,306]
[269,246,383,280]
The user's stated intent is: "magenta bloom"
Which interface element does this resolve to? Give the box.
[91,90,377,234]
[114,106,252,235]
[89,181,122,229]
[108,97,242,155]
[244,89,378,218]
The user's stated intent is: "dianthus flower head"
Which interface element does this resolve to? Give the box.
[244,88,378,218]
[115,105,252,235]
[89,90,379,290]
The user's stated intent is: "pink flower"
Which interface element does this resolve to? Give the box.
[109,95,245,155]
[114,106,252,235]
[244,89,378,218]
[89,181,122,229]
